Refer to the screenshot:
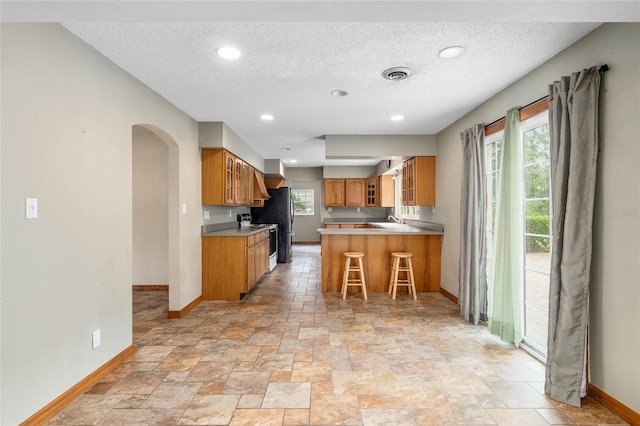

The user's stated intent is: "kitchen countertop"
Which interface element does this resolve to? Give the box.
[318,221,443,236]
[202,224,272,237]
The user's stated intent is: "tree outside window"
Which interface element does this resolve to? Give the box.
[291,189,314,215]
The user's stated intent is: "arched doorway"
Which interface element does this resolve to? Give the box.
[132,124,179,314]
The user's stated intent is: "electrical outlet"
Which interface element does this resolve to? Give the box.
[204,211,210,220]
[92,329,101,349]
[228,210,233,217]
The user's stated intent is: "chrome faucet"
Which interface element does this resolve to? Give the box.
[387,215,404,224]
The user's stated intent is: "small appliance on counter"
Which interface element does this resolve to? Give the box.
[237,213,252,227]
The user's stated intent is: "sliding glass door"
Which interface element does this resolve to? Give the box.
[521,117,551,357]
[486,112,551,359]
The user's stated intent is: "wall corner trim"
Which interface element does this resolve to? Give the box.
[439,287,459,304]
[19,345,135,426]
[587,383,640,425]
[167,295,203,319]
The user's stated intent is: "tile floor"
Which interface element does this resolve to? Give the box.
[46,244,627,425]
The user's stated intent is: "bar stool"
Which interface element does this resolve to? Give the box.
[341,252,368,300]
[388,252,417,300]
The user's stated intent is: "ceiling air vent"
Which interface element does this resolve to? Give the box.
[382,67,413,81]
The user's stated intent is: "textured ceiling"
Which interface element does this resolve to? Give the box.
[3,1,623,167]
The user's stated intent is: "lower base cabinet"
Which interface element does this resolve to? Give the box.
[202,230,269,300]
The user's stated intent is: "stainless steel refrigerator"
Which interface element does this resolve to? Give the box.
[251,187,294,263]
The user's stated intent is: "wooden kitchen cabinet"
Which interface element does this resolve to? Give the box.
[345,179,365,207]
[202,148,240,205]
[324,179,345,207]
[379,175,395,207]
[365,178,378,207]
[202,148,267,206]
[402,156,435,206]
[202,229,270,300]
[242,161,254,205]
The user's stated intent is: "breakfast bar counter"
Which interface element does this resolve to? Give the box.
[317,223,443,294]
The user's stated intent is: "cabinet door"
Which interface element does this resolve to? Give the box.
[379,175,395,207]
[414,156,436,206]
[202,149,226,205]
[402,158,416,206]
[234,159,244,205]
[345,179,365,207]
[324,179,345,207]
[259,232,268,276]
[224,151,236,205]
[243,162,254,205]
[247,243,256,289]
[365,178,377,207]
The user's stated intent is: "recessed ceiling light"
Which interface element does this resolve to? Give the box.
[390,115,405,121]
[331,89,348,97]
[289,159,297,163]
[438,46,465,59]
[216,46,241,59]
[281,147,290,151]
[260,114,274,121]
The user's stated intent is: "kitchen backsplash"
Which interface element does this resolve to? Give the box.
[202,205,250,225]
[321,207,388,220]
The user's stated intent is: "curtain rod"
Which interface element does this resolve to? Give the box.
[484,64,609,129]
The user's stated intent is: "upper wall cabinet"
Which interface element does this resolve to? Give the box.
[202,148,269,206]
[324,179,345,207]
[378,175,394,207]
[365,178,378,207]
[324,177,384,208]
[402,156,435,206]
[345,179,366,207]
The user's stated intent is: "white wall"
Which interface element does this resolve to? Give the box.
[132,130,169,285]
[322,165,378,178]
[325,134,436,159]
[198,122,265,171]
[434,23,639,412]
[0,23,202,424]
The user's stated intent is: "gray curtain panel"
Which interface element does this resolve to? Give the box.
[545,66,603,407]
[459,124,488,325]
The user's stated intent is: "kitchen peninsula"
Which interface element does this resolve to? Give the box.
[317,221,443,294]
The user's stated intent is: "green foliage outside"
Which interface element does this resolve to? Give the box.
[489,123,552,253]
[524,123,551,253]
[526,215,551,252]
[292,193,307,213]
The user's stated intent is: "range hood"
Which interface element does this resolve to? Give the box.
[253,170,270,200]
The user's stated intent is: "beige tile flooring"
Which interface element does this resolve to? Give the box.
[47,245,627,425]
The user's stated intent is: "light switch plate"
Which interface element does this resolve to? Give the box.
[182,203,187,214]
[92,329,101,349]
[26,198,38,219]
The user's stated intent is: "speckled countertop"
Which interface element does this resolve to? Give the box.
[202,224,273,237]
[318,221,444,236]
